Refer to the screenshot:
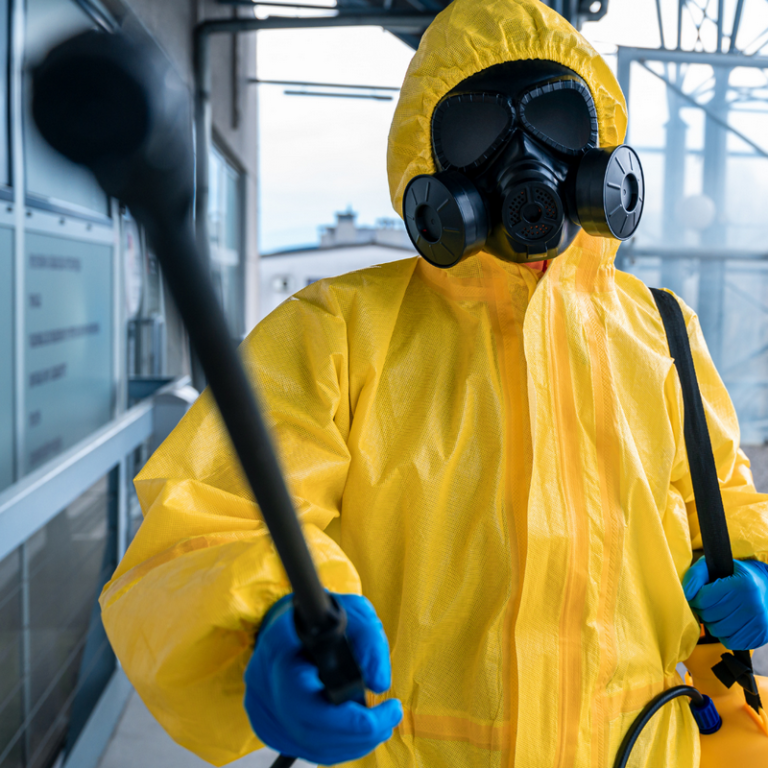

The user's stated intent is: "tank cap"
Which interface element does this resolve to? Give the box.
[689,694,722,735]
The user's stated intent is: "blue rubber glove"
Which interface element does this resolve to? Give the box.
[244,592,403,764]
[683,557,768,651]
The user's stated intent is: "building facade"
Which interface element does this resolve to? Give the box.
[0,3,258,768]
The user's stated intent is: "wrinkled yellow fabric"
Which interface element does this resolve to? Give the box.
[100,1,768,767]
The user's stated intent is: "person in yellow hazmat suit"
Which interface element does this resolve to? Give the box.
[99,0,768,766]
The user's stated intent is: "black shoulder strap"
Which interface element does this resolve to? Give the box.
[650,288,763,713]
[649,287,734,581]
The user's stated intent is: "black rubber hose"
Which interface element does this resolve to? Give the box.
[269,756,297,768]
[612,685,705,768]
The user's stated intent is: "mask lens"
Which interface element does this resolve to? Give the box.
[522,83,597,152]
[432,94,513,171]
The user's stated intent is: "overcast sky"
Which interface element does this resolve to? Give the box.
[256,0,768,253]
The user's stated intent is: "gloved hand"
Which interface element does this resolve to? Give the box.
[244,592,403,764]
[683,557,768,651]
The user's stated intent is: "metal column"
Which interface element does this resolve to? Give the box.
[661,65,688,297]
[698,66,729,369]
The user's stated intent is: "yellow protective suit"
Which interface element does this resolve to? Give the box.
[99,0,768,766]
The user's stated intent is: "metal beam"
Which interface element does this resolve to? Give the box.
[196,10,434,34]
[618,45,768,68]
[655,0,666,49]
[730,0,746,52]
[219,1,341,6]
[717,0,725,52]
[661,65,687,294]
[249,77,400,90]
[616,48,631,109]
[638,61,768,160]
[698,60,729,369]
[284,89,393,99]
[620,247,768,260]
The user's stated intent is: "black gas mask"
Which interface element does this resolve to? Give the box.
[403,60,644,268]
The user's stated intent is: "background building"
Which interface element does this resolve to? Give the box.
[259,211,415,321]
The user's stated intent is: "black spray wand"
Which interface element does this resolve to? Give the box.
[31,27,365,728]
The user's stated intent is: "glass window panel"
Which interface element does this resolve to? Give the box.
[26,474,116,768]
[208,148,243,338]
[224,167,240,253]
[24,233,113,474]
[0,226,13,491]
[24,0,107,214]
[208,150,222,246]
[0,548,23,768]
[126,444,147,544]
[127,238,165,381]
[0,0,9,187]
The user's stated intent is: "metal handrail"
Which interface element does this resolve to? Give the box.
[0,376,189,563]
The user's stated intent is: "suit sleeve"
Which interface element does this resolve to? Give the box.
[99,287,360,766]
[668,296,768,566]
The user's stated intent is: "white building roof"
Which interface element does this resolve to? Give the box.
[258,212,417,321]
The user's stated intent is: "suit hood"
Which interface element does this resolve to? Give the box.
[387,0,627,223]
